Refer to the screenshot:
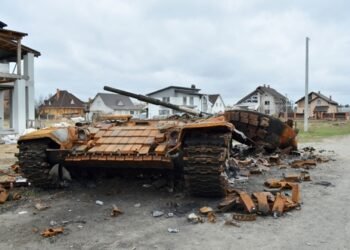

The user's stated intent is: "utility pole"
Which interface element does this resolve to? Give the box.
[304,37,310,132]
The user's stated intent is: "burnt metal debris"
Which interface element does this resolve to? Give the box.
[0,86,334,228]
[16,86,299,198]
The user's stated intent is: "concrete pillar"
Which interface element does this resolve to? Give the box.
[0,91,4,130]
[24,53,35,121]
[13,79,26,134]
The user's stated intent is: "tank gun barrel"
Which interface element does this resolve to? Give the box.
[104,85,204,117]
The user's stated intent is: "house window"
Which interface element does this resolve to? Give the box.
[183,96,187,105]
[130,111,134,115]
[265,109,270,114]
[117,100,124,106]
[190,97,194,105]
[317,99,321,105]
[70,99,75,105]
[159,110,170,115]
[162,97,170,103]
[265,101,270,105]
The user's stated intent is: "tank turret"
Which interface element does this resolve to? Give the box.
[103,85,211,117]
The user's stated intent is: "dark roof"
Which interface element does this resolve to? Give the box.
[236,85,286,104]
[0,21,7,29]
[295,91,338,105]
[147,85,200,96]
[41,90,85,108]
[208,94,219,105]
[314,106,329,112]
[175,89,203,96]
[0,26,40,61]
[258,86,286,100]
[96,93,138,110]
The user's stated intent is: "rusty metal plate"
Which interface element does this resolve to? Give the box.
[253,192,270,215]
[272,193,285,216]
[239,192,256,213]
[232,213,257,221]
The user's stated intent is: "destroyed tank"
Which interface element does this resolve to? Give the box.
[17,86,298,197]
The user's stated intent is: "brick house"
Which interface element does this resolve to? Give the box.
[39,89,85,119]
[295,91,338,119]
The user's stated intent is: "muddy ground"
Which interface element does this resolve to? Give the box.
[0,136,349,250]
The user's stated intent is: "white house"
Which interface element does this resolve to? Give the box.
[89,93,144,119]
[234,85,287,116]
[208,94,225,114]
[146,85,225,118]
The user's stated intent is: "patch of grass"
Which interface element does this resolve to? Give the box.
[295,120,350,142]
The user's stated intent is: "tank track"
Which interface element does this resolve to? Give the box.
[17,139,54,188]
[182,131,231,197]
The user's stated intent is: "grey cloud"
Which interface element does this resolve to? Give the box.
[1,0,349,105]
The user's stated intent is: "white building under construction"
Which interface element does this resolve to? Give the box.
[0,21,40,134]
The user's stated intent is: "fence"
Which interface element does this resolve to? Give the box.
[281,112,349,121]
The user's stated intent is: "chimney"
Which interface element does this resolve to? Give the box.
[56,89,60,100]
[0,21,7,29]
[191,84,196,89]
[267,85,270,88]
[318,91,320,94]
[329,95,332,100]
[263,84,266,87]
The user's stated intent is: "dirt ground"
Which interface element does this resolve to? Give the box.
[0,136,349,250]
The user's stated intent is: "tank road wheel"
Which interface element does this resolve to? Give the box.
[182,130,231,197]
[18,139,62,188]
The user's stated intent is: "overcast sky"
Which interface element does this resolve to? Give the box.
[2,0,349,105]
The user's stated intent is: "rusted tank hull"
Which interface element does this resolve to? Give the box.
[225,110,297,151]
[17,117,234,196]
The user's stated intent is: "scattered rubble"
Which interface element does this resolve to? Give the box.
[0,187,9,204]
[152,210,164,217]
[199,206,214,214]
[207,212,217,223]
[313,181,334,187]
[111,205,123,217]
[224,219,241,227]
[34,202,50,211]
[187,213,204,224]
[166,212,174,218]
[95,200,104,206]
[291,159,317,169]
[167,228,179,233]
[232,213,257,221]
[41,227,64,237]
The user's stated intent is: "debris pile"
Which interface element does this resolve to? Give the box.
[217,146,335,221]
[0,164,27,189]
[230,146,334,179]
[0,164,28,205]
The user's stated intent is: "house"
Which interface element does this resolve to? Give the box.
[0,21,40,133]
[146,85,224,118]
[295,91,338,118]
[208,94,225,114]
[89,93,144,118]
[39,89,85,119]
[235,85,287,116]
